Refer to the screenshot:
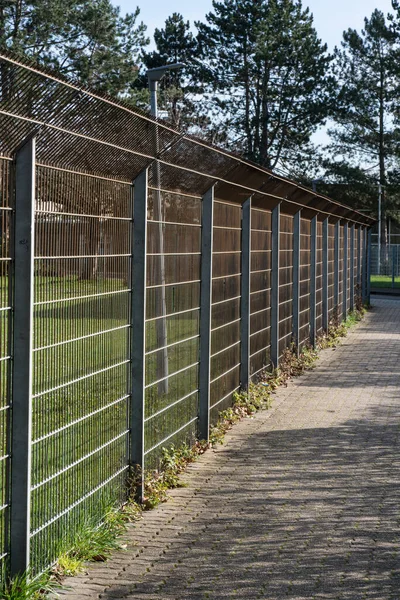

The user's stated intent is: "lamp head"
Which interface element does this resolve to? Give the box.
[147,63,186,82]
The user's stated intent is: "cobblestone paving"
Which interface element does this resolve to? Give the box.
[57,297,400,600]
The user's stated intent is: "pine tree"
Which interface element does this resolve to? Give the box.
[196,0,332,172]
[0,0,149,97]
[140,13,203,130]
[327,9,398,253]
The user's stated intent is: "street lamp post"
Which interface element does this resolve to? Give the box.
[147,64,185,395]
[378,184,382,275]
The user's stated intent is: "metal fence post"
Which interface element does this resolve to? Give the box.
[322,218,329,331]
[292,210,301,354]
[350,225,355,311]
[240,197,251,389]
[392,245,396,289]
[343,222,348,320]
[357,226,361,290]
[367,228,371,304]
[198,186,214,441]
[271,203,280,370]
[10,136,36,576]
[310,216,317,348]
[362,227,368,304]
[334,221,340,313]
[131,168,148,498]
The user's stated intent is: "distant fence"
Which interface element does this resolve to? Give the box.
[0,51,373,578]
[370,244,400,283]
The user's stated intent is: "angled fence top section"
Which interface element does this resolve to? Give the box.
[0,51,373,226]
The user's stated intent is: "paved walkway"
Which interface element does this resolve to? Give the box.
[58,297,400,600]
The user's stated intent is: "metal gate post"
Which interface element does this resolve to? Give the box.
[350,225,355,311]
[271,203,280,370]
[322,218,329,331]
[334,221,340,314]
[198,186,214,441]
[240,198,251,389]
[310,216,317,348]
[343,222,348,320]
[292,210,301,354]
[131,168,148,498]
[10,136,36,575]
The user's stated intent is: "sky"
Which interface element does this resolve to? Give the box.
[114,0,395,50]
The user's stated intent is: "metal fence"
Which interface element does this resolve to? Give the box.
[0,50,374,579]
[370,244,400,286]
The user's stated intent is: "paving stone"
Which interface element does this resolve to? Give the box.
[54,297,400,600]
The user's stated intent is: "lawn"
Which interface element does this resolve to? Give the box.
[0,274,203,573]
[370,275,400,289]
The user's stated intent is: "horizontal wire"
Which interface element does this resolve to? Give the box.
[32,395,129,445]
[250,287,271,295]
[147,279,200,290]
[144,417,198,456]
[278,333,292,342]
[148,185,201,200]
[210,362,240,384]
[145,306,199,323]
[148,219,201,228]
[33,324,130,352]
[212,273,241,281]
[35,208,131,221]
[147,252,201,256]
[34,288,129,307]
[31,430,129,491]
[250,346,271,359]
[210,386,240,410]
[211,317,241,333]
[279,298,293,307]
[250,306,270,317]
[212,295,241,306]
[250,268,270,275]
[35,254,130,260]
[144,389,198,423]
[145,361,199,389]
[250,362,271,377]
[36,162,132,185]
[30,465,129,537]
[32,360,130,398]
[213,226,242,231]
[145,333,199,356]
[250,325,270,337]
[211,340,241,359]
[278,315,292,324]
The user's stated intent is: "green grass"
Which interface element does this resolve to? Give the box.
[0,274,203,575]
[370,275,400,288]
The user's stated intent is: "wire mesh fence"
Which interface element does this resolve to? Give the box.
[0,157,11,582]
[370,244,400,288]
[0,50,374,579]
